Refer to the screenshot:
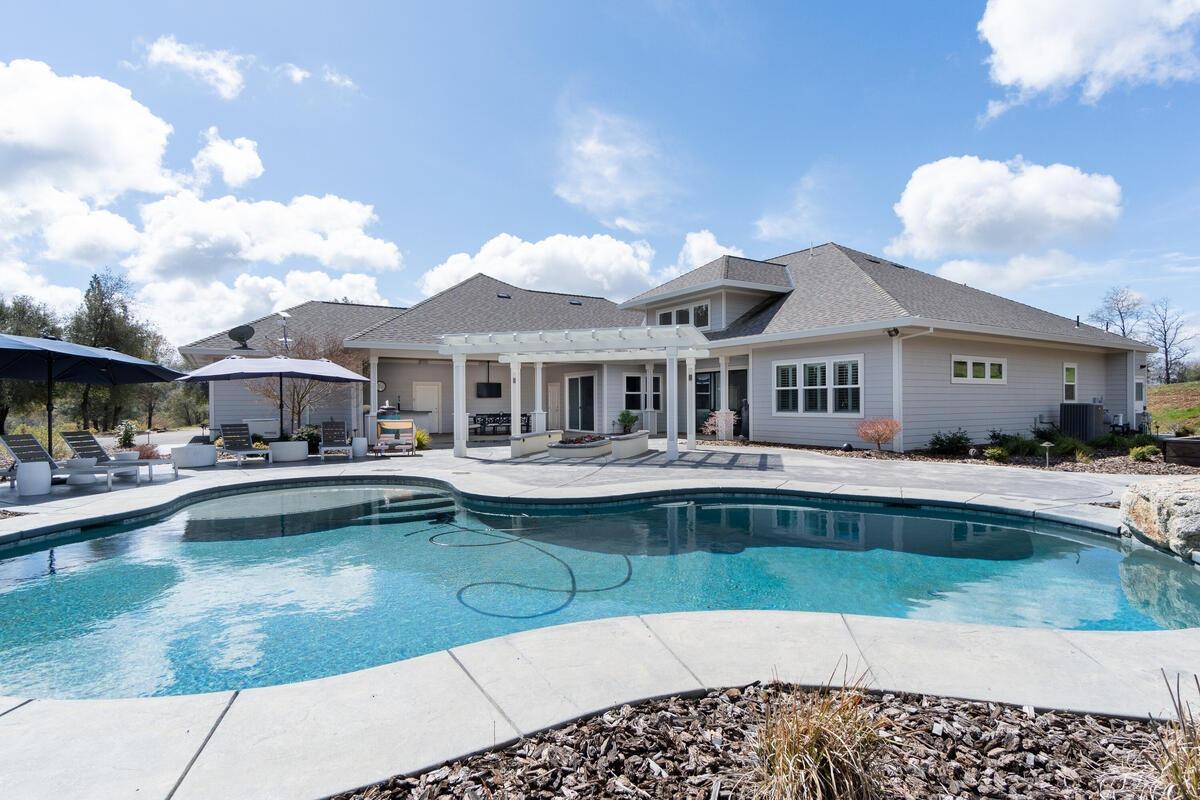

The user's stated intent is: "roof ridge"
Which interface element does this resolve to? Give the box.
[348,274,497,340]
[829,244,912,318]
[766,241,837,261]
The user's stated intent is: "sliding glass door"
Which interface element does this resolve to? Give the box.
[566,374,595,431]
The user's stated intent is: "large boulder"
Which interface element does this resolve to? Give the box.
[1121,476,1200,559]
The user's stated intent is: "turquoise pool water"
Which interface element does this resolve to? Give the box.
[1,484,1198,699]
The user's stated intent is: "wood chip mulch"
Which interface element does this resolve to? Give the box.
[333,685,1162,800]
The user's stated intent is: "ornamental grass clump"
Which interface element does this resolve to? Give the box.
[747,684,883,800]
[855,418,901,451]
[1156,674,1200,800]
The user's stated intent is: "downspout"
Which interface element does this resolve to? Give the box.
[890,327,934,452]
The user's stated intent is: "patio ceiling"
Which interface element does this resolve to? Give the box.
[437,325,710,362]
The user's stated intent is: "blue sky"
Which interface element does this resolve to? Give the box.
[2,1,1199,345]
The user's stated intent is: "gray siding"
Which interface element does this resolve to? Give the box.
[722,290,772,329]
[901,336,1119,449]
[748,335,893,447]
[211,375,356,433]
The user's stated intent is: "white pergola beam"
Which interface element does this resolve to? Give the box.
[498,348,708,364]
[438,325,708,357]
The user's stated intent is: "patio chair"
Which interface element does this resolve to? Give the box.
[0,433,137,492]
[375,419,416,456]
[318,421,353,461]
[217,423,268,467]
[60,430,178,482]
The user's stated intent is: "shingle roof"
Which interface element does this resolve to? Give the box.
[181,300,405,353]
[708,243,1147,349]
[349,274,644,344]
[624,255,792,305]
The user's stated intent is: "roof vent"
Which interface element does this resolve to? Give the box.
[890,262,906,269]
[569,299,583,306]
[496,292,511,299]
[864,257,881,264]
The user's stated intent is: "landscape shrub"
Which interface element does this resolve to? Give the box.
[1130,445,1161,462]
[1089,432,1132,450]
[748,685,882,800]
[117,419,137,449]
[250,432,266,446]
[292,425,321,454]
[415,428,431,451]
[927,428,972,455]
[1031,423,1059,442]
[983,446,1008,462]
[1130,433,1158,447]
[987,429,1007,446]
[1052,435,1093,459]
[135,443,161,460]
[1002,435,1042,457]
[1177,425,1196,437]
[856,418,902,451]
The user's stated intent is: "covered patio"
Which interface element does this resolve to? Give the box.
[437,325,711,460]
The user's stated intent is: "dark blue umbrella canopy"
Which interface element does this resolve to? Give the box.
[0,334,184,449]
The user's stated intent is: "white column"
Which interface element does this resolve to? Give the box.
[368,355,379,444]
[719,355,729,412]
[891,336,904,452]
[643,361,654,434]
[509,359,522,435]
[685,356,697,451]
[533,361,545,432]
[665,349,679,460]
[452,354,467,457]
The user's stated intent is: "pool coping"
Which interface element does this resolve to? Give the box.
[1,461,1198,799]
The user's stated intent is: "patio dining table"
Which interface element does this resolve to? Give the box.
[468,412,530,436]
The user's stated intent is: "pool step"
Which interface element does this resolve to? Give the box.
[356,496,457,525]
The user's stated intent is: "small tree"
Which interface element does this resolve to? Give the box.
[247,332,363,433]
[1145,298,1195,384]
[701,409,738,440]
[0,294,61,434]
[857,418,902,451]
[1088,286,1145,338]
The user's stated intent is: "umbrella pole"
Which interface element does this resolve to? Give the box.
[45,358,54,458]
[279,374,284,440]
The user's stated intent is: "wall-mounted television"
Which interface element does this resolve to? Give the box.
[475,382,502,398]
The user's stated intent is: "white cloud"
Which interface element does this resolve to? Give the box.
[126,191,401,280]
[979,0,1200,116]
[0,257,84,315]
[935,250,1100,292]
[137,270,388,346]
[419,232,657,299]
[192,127,264,189]
[278,63,310,84]
[659,229,744,282]
[554,109,669,232]
[321,66,357,90]
[754,174,823,241]
[42,209,140,265]
[887,155,1121,259]
[146,35,247,100]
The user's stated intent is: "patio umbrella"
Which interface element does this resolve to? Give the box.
[0,333,185,449]
[177,355,368,437]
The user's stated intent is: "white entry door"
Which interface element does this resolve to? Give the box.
[547,382,562,430]
[412,382,442,433]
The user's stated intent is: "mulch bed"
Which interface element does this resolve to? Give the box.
[335,685,1161,800]
[708,440,1200,476]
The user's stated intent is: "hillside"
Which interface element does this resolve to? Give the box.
[1148,380,1200,433]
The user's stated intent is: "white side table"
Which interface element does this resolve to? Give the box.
[171,444,217,468]
[16,462,52,496]
[351,436,368,458]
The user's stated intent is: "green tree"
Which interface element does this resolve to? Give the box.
[0,295,62,434]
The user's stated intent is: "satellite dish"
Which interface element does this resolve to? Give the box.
[228,325,255,349]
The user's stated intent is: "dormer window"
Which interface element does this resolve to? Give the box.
[655,299,711,329]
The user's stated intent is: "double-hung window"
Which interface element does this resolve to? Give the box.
[651,375,662,410]
[654,300,711,329]
[624,375,642,410]
[1063,363,1078,401]
[774,355,864,416]
[775,364,799,412]
[951,355,1007,385]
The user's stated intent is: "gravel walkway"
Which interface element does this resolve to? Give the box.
[335,685,1161,799]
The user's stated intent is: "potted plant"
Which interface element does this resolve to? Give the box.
[111,420,141,476]
[616,409,638,435]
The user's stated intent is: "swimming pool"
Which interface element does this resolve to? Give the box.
[2,483,1198,698]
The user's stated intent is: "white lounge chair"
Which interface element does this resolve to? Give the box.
[60,430,178,482]
[217,423,268,466]
[375,419,416,456]
[1,433,138,492]
[318,421,354,461]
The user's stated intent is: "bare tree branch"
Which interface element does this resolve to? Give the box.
[1145,298,1194,384]
[1087,286,1145,339]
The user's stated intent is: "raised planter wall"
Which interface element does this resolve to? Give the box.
[1163,436,1200,467]
[611,430,650,459]
[546,439,612,459]
[510,430,563,458]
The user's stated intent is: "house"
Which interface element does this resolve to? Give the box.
[178,300,404,438]
[184,243,1152,455]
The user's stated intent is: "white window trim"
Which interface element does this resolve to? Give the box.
[771,354,865,418]
[622,372,644,411]
[1135,379,1145,406]
[654,298,712,330]
[1063,362,1078,402]
[950,354,1008,385]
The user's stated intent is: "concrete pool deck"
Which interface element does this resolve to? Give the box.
[0,442,1196,799]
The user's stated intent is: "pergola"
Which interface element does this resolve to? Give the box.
[437,325,710,460]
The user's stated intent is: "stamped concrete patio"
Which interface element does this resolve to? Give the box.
[0,441,1193,800]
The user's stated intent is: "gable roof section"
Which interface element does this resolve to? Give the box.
[710,243,1148,349]
[348,273,644,346]
[180,300,404,354]
[622,255,792,306]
